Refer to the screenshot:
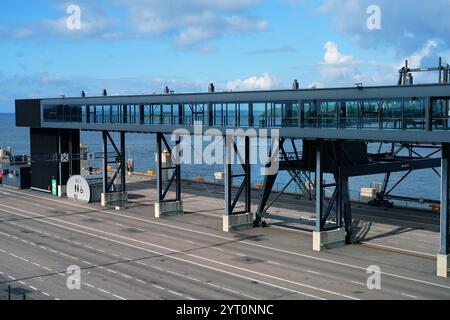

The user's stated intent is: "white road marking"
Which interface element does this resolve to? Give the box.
[401,293,418,299]
[98,288,111,295]
[4,192,442,302]
[183,276,200,282]
[351,281,366,286]
[4,189,443,292]
[150,265,163,271]
[152,285,165,291]
[0,204,348,300]
[362,242,436,258]
[306,270,320,275]
[0,242,125,300]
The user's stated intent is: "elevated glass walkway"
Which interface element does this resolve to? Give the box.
[16,83,450,143]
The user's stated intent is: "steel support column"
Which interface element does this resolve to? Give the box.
[120,132,126,192]
[315,144,323,232]
[245,136,251,213]
[101,131,127,207]
[440,143,450,255]
[224,136,232,216]
[156,132,181,204]
[223,135,253,232]
[341,176,353,243]
[224,135,252,216]
[102,131,108,194]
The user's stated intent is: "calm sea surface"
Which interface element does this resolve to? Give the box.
[0,114,440,204]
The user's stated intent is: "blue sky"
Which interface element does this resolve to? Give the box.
[0,0,449,112]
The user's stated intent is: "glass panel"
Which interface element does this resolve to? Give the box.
[361,100,380,129]
[162,104,172,125]
[226,103,237,126]
[381,99,403,130]
[283,102,299,127]
[212,103,224,126]
[304,101,317,128]
[239,103,250,127]
[253,103,266,127]
[152,104,161,125]
[404,98,426,130]
[319,101,337,128]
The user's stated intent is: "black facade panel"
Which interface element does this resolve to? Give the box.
[20,166,31,189]
[303,140,368,173]
[30,128,58,191]
[30,128,80,191]
[16,99,41,128]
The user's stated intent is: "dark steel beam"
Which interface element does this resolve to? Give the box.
[340,158,440,177]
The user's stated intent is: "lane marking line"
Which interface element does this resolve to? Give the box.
[0,204,366,300]
[3,188,444,291]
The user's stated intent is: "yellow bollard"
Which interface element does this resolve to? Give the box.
[195,176,205,183]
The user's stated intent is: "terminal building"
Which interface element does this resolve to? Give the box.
[15,78,450,278]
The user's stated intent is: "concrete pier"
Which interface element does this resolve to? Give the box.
[313,229,346,252]
[223,212,254,232]
[155,201,184,218]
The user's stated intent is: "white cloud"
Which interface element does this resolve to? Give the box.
[0,2,118,40]
[323,41,353,64]
[226,72,274,91]
[118,0,267,47]
[307,40,399,87]
[400,39,438,68]
[0,0,267,48]
[319,0,450,55]
[318,41,360,83]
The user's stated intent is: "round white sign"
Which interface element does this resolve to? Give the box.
[67,175,92,203]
